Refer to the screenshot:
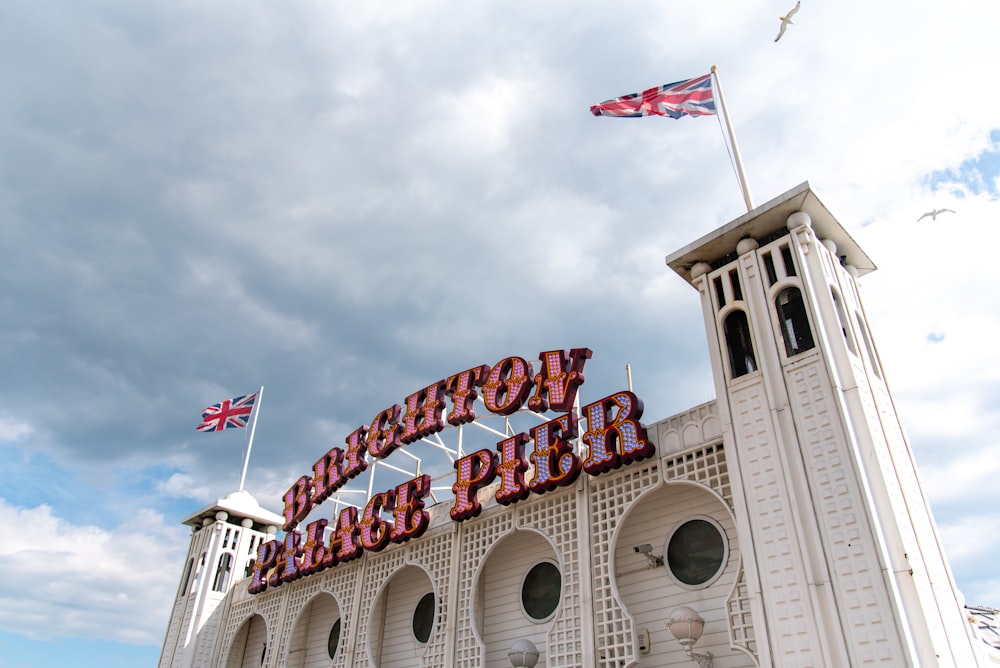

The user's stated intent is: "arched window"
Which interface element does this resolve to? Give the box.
[213,552,233,592]
[831,288,856,354]
[856,311,882,379]
[723,310,757,377]
[192,551,206,589]
[775,287,815,357]
[177,558,194,599]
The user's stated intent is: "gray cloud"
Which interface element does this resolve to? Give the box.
[2,0,1000,660]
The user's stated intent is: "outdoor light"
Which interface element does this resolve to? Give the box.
[508,639,539,668]
[666,606,713,667]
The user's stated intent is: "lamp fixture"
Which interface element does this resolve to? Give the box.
[633,543,664,568]
[508,639,539,668]
[666,606,713,668]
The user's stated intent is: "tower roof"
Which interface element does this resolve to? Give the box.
[665,181,876,286]
[180,489,284,530]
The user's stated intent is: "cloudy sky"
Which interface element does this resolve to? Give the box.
[2,1,999,665]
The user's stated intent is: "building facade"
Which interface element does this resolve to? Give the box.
[159,183,988,667]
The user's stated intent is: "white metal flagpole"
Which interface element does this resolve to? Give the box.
[711,65,755,212]
[238,386,263,492]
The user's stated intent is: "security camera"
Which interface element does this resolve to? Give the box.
[633,543,664,567]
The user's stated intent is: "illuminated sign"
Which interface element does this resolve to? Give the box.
[249,348,653,594]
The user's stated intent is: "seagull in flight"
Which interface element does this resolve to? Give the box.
[917,208,955,222]
[775,1,800,42]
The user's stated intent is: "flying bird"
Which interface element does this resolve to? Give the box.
[917,208,955,222]
[775,1,801,42]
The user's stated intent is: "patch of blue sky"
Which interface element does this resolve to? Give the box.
[0,441,192,528]
[0,630,160,668]
[926,129,1000,199]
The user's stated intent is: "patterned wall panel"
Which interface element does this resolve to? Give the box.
[272,572,325,664]
[589,461,660,667]
[785,358,903,664]
[405,527,456,666]
[519,488,583,667]
[726,566,759,663]
[453,507,515,667]
[663,442,732,509]
[729,378,825,665]
[352,545,406,666]
[318,557,364,668]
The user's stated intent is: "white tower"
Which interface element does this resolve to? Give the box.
[158,490,283,668]
[665,182,981,666]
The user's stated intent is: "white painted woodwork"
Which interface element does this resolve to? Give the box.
[480,530,558,667]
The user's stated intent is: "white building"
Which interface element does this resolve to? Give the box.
[159,182,991,667]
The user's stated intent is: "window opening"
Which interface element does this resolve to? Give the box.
[831,289,856,354]
[213,552,233,592]
[723,310,757,377]
[521,561,562,622]
[776,287,815,357]
[729,269,743,301]
[412,592,435,644]
[178,558,194,598]
[856,311,882,379]
[713,276,726,308]
[763,252,778,286]
[665,518,728,588]
[193,551,206,588]
[327,618,341,659]
[780,245,797,276]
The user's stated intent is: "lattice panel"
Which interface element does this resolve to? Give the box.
[589,462,660,667]
[318,559,364,668]
[352,547,406,666]
[730,379,824,665]
[220,584,287,667]
[663,442,732,509]
[272,574,325,664]
[220,587,272,665]
[194,598,226,668]
[787,361,901,663]
[258,587,286,667]
[406,529,456,667]
[454,508,516,667]
[158,601,184,667]
[519,489,583,667]
[727,565,758,664]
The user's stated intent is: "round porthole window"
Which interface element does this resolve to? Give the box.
[521,561,561,621]
[665,517,728,588]
[327,618,341,659]
[412,592,435,644]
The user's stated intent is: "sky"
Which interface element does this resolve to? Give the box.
[1,1,999,666]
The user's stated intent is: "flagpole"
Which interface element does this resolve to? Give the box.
[711,65,755,212]
[238,386,263,492]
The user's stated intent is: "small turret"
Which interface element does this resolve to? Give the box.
[158,490,283,668]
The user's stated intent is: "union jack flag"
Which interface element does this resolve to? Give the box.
[590,73,716,119]
[196,393,257,432]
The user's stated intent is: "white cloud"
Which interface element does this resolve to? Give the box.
[0,499,188,645]
[3,0,1000,657]
[156,473,212,501]
[0,417,31,442]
